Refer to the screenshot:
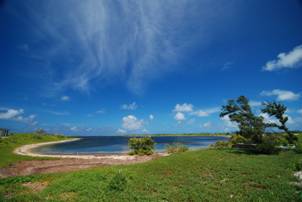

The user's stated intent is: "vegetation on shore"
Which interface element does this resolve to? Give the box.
[0,134,68,168]
[132,133,231,137]
[0,145,301,201]
[128,137,155,155]
[214,96,299,154]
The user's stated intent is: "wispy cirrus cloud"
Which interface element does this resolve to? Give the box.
[121,102,138,110]
[61,96,70,101]
[47,110,70,116]
[9,1,240,94]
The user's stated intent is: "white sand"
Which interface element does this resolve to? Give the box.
[14,138,168,160]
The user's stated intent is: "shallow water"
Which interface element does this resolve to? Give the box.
[33,136,228,154]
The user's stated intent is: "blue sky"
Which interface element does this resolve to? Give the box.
[0,0,302,135]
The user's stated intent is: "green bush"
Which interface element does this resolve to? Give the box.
[295,141,302,154]
[274,135,289,146]
[211,141,232,149]
[256,135,280,154]
[230,134,247,145]
[166,143,188,154]
[107,171,127,192]
[128,137,155,155]
[294,159,302,171]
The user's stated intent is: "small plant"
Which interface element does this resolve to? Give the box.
[294,159,302,171]
[255,135,280,154]
[295,140,302,154]
[107,171,127,192]
[166,143,188,153]
[128,137,155,155]
[230,134,247,145]
[211,141,231,149]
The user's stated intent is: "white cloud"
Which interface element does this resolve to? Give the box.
[221,62,233,71]
[250,101,262,107]
[0,108,37,125]
[122,115,144,130]
[261,89,300,101]
[202,121,212,128]
[263,45,302,71]
[70,126,78,131]
[95,109,105,114]
[260,113,294,125]
[192,107,220,117]
[149,114,154,120]
[260,113,279,125]
[13,1,240,94]
[298,109,302,115]
[61,96,70,101]
[174,112,185,122]
[0,108,24,119]
[121,102,138,110]
[174,103,193,113]
[221,115,237,129]
[47,110,70,116]
[117,128,127,134]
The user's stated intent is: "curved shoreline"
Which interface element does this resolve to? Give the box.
[14,138,168,160]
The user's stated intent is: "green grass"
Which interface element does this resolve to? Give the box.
[0,134,302,201]
[0,133,68,168]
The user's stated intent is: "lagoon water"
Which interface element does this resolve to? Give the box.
[33,136,228,154]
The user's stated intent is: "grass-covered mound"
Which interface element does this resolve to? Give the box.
[0,134,68,168]
[1,148,301,201]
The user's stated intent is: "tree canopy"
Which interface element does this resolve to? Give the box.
[220,96,265,143]
[220,96,296,144]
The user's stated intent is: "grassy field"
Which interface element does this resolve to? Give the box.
[0,134,68,168]
[0,134,302,201]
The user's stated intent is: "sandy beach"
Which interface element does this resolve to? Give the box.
[0,139,168,177]
[14,138,168,160]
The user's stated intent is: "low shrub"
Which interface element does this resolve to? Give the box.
[294,159,302,171]
[255,135,280,154]
[230,134,247,145]
[166,143,188,154]
[128,137,155,155]
[295,141,302,154]
[211,141,232,149]
[107,171,127,192]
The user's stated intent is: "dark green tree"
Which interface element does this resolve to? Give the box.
[261,102,296,144]
[220,96,265,143]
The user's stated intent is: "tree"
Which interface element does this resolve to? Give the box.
[220,96,265,143]
[261,102,297,144]
[35,128,47,135]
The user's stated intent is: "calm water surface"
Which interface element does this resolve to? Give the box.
[33,136,228,154]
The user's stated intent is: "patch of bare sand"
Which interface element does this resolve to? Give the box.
[22,181,49,192]
[0,154,163,177]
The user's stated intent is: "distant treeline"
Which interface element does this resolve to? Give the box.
[129,133,233,137]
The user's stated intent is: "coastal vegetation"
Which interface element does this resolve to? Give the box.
[0,134,67,168]
[1,96,301,201]
[216,96,298,154]
[166,143,189,153]
[128,137,155,155]
[0,140,301,201]
[0,133,301,201]
[140,133,231,137]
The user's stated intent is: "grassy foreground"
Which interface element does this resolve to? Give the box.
[0,134,68,168]
[0,134,302,201]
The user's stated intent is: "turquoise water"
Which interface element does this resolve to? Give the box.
[33,136,228,154]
